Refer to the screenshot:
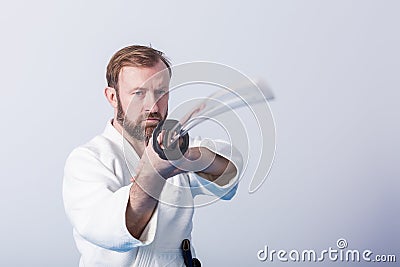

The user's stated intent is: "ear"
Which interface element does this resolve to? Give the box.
[104,87,118,108]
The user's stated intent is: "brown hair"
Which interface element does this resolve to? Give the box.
[106,45,172,90]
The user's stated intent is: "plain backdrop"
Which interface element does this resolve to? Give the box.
[0,0,399,266]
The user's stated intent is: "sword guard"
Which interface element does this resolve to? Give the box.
[152,119,189,160]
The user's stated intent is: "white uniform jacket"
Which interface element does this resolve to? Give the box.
[63,120,242,267]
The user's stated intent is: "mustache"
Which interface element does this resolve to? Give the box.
[142,112,163,120]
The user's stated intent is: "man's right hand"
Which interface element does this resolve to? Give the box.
[126,134,190,240]
[132,133,189,181]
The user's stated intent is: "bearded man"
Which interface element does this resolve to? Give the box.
[63,45,242,267]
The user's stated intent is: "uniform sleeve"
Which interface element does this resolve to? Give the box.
[188,137,243,200]
[62,147,158,252]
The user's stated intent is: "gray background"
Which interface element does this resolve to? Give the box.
[1,0,399,266]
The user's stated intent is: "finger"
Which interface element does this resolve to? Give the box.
[179,136,184,148]
[157,129,165,148]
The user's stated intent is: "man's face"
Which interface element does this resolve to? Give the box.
[115,61,170,142]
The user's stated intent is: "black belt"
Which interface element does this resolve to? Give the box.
[181,239,201,267]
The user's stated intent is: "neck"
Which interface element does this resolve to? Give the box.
[112,118,146,157]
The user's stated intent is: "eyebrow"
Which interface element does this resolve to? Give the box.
[129,87,147,93]
[129,87,168,93]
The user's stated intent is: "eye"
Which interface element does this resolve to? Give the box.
[155,89,166,96]
[133,90,145,96]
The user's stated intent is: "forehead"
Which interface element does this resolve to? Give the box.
[118,61,170,91]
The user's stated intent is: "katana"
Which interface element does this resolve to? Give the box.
[152,79,274,160]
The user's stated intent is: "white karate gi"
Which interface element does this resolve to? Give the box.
[63,120,242,267]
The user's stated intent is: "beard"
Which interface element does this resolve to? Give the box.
[116,94,166,143]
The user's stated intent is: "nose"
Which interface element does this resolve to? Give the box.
[144,92,159,113]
